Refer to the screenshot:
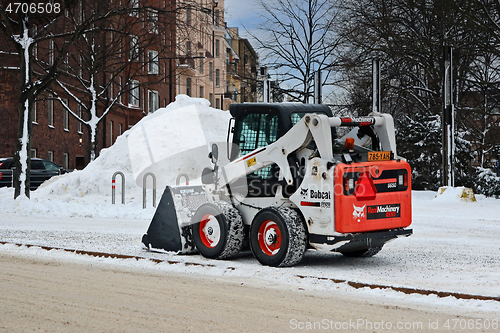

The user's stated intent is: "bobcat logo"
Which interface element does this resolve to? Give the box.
[300,188,308,197]
[352,204,366,222]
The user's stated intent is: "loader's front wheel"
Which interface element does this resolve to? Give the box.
[250,207,307,267]
[192,202,243,260]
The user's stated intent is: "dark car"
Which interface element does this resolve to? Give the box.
[0,157,66,190]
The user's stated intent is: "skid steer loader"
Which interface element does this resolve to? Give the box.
[142,102,412,267]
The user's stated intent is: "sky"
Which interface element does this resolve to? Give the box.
[224,0,263,35]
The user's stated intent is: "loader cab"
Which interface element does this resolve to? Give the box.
[227,103,333,198]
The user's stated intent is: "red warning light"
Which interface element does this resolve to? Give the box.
[344,137,355,151]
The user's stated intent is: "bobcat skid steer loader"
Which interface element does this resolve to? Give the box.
[142,103,412,267]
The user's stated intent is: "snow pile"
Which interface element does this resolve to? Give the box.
[0,95,231,218]
[127,97,225,189]
[434,186,476,202]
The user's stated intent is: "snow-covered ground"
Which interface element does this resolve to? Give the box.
[0,96,499,315]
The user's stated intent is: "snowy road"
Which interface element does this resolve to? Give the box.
[0,191,499,316]
[1,252,497,333]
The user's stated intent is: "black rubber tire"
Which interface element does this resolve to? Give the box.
[250,207,307,267]
[192,202,244,259]
[341,245,383,258]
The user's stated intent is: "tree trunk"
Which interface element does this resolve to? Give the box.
[13,20,33,199]
[13,95,32,198]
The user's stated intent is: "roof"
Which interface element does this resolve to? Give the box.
[229,103,332,118]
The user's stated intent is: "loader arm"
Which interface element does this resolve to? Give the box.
[214,113,396,189]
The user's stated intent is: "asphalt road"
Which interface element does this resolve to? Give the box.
[0,252,496,333]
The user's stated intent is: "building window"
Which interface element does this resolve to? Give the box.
[30,149,37,158]
[186,78,192,97]
[214,9,219,26]
[215,69,220,87]
[129,80,139,106]
[118,77,122,103]
[110,121,114,146]
[149,9,158,33]
[148,90,159,112]
[199,53,204,73]
[63,53,69,69]
[186,6,191,26]
[48,151,54,162]
[119,123,123,136]
[32,101,37,124]
[129,35,139,60]
[141,88,144,109]
[78,55,83,76]
[215,39,220,57]
[48,94,54,127]
[199,86,204,98]
[32,25,37,59]
[63,109,69,131]
[186,41,191,56]
[130,0,139,16]
[77,1,85,23]
[77,105,83,133]
[148,50,159,74]
[48,39,54,65]
[209,62,213,81]
[209,93,213,106]
[63,153,69,169]
[215,98,220,109]
[62,98,69,131]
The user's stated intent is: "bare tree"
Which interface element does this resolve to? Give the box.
[0,0,153,198]
[249,0,342,102]
[49,1,177,161]
[455,0,500,168]
[0,1,92,198]
[338,0,480,189]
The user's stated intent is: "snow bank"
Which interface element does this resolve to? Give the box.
[0,95,231,218]
[434,186,476,202]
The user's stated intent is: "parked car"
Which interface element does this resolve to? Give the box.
[0,157,67,190]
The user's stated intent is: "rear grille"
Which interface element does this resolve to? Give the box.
[343,169,408,196]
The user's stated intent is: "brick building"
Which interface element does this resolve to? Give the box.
[176,0,231,110]
[0,0,251,170]
[0,0,177,170]
[226,27,258,104]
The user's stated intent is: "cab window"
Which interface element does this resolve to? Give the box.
[235,113,280,179]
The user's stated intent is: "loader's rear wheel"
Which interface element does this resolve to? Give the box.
[341,245,383,257]
[250,207,307,267]
[192,202,243,260]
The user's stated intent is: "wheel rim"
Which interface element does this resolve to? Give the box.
[199,214,220,248]
[258,220,282,256]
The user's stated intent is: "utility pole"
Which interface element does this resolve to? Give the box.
[314,70,322,104]
[372,58,381,113]
[443,46,454,187]
[261,67,270,103]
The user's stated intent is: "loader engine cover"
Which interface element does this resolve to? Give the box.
[334,160,412,233]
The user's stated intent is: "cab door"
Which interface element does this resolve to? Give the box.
[233,111,282,197]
